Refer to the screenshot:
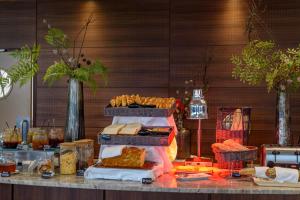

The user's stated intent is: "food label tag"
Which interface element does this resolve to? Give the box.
[1,172,10,177]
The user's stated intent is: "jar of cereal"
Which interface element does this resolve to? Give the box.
[60,142,77,175]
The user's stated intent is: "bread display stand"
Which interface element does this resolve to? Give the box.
[84,111,178,182]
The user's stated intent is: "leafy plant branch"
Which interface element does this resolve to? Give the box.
[231,40,300,92]
[0,14,107,95]
[43,14,107,92]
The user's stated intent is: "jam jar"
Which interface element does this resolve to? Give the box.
[74,139,94,171]
[3,128,21,148]
[0,153,16,173]
[32,129,49,150]
[48,128,64,148]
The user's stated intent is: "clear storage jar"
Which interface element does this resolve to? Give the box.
[3,128,21,148]
[32,129,49,150]
[0,153,16,173]
[60,142,77,175]
[48,128,64,148]
[74,139,94,171]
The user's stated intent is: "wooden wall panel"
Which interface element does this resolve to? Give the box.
[37,0,169,47]
[0,0,298,157]
[14,185,103,200]
[105,191,209,200]
[0,184,12,200]
[171,0,248,46]
[0,0,36,48]
[37,47,169,88]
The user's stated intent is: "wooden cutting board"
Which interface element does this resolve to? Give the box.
[94,161,156,170]
[253,177,300,188]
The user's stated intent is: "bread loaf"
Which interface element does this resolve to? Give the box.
[101,147,146,168]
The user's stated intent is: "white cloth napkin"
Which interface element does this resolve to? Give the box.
[274,167,299,184]
[84,163,164,181]
[255,167,269,179]
[100,145,126,159]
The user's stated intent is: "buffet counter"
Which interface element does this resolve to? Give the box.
[0,173,300,197]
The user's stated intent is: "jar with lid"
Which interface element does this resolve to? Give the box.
[0,153,16,173]
[48,128,64,148]
[3,128,21,148]
[32,129,49,150]
[74,139,94,171]
[60,142,77,175]
[52,149,60,173]
[28,128,42,144]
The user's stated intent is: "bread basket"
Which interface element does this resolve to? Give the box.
[213,146,258,162]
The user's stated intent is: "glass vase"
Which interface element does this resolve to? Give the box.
[65,78,85,142]
[176,128,191,159]
[276,85,291,146]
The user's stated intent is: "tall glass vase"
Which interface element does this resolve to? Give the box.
[65,78,85,142]
[276,85,291,146]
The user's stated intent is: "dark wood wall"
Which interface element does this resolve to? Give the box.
[1,0,300,156]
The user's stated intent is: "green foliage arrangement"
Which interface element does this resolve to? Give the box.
[0,14,107,94]
[0,44,40,97]
[9,44,40,86]
[231,40,300,92]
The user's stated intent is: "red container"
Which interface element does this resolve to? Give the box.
[216,107,251,145]
[215,107,251,169]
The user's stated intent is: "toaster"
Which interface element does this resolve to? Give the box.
[261,144,300,169]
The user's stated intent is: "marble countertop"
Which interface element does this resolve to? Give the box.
[0,173,300,194]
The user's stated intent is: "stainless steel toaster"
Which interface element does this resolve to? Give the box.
[261,144,300,169]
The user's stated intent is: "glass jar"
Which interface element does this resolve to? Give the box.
[60,142,77,175]
[32,129,49,150]
[176,128,191,159]
[28,128,42,144]
[3,128,21,148]
[48,128,64,148]
[74,139,94,171]
[0,153,16,173]
[52,149,60,173]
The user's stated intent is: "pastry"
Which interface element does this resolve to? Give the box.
[102,124,126,135]
[211,139,248,152]
[223,139,249,151]
[239,168,256,176]
[119,123,142,135]
[101,147,146,168]
[121,95,127,107]
[109,94,175,109]
[110,99,116,107]
[116,96,121,107]
[265,167,300,182]
[211,143,233,152]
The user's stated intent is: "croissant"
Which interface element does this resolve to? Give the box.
[110,99,116,107]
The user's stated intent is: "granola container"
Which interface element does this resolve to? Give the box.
[74,139,94,171]
[60,142,77,175]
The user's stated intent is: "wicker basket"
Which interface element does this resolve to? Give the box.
[213,146,258,162]
[216,107,251,145]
